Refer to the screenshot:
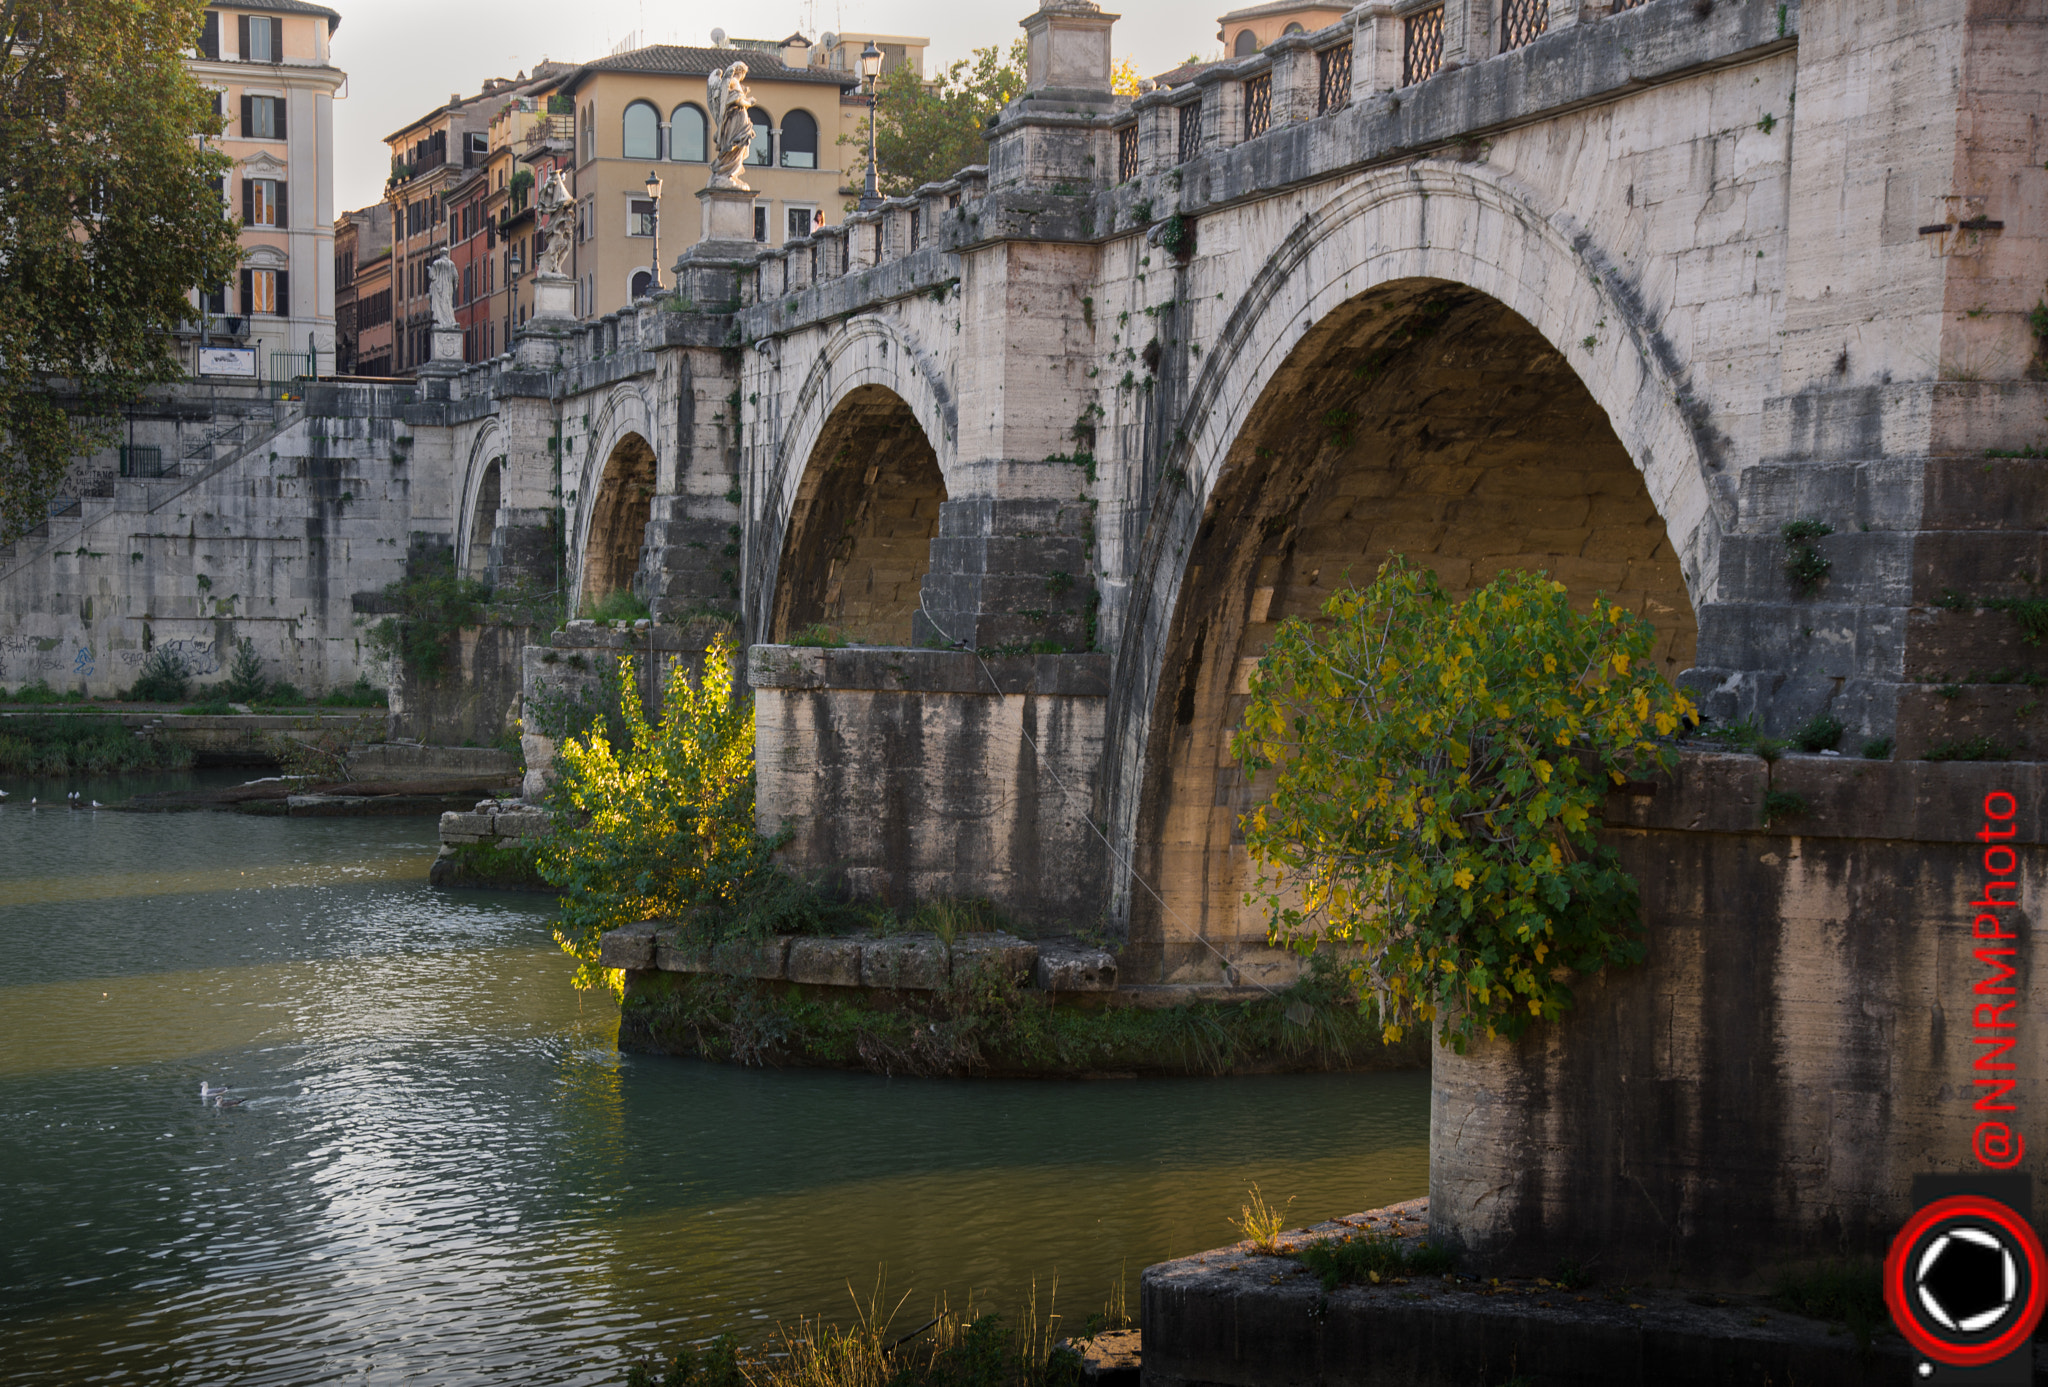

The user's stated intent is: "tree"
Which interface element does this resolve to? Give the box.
[840,40,1027,201]
[0,0,243,542]
[1232,560,1697,1050]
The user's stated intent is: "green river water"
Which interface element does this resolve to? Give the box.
[0,770,1430,1384]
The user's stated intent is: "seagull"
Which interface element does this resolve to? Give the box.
[68,792,81,810]
[91,800,103,810]
[0,788,10,799]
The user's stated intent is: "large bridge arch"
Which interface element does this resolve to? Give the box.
[1106,161,1720,977]
[572,385,658,610]
[455,418,506,581]
[747,317,959,642]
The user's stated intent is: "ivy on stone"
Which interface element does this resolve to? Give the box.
[1233,559,1697,1050]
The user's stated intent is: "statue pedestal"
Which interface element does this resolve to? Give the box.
[430,325,463,364]
[699,186,757,247]
[530,273,576,322]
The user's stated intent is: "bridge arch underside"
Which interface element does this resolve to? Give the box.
[1126,280,1700,984]
[464,459,502,581]
[581,432,657,611]
[771,384,947,647]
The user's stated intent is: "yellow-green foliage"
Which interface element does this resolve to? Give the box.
[1232,559,1696,1050]
[538,637,762,992]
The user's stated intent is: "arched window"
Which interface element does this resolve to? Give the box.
[622,100,660,159]
[780,109,819,169]
[1282,21,1306,34]
[670,103,707,162]
[629,268,653,300]
[747,109,771,165]
[1234,29,1258,55]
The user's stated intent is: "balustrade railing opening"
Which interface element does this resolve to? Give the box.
[1244,74,1273,141]
[1118,123,1140,182]
[1403,7,1445,85]
[1317,43,1353,115]
[1501,0,1548,51]
[1178,101,1203,164]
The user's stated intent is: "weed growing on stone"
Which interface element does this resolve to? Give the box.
[1781,519,1833,596]
[788,624,847,648]
[1771,1261,1883,1351]
[319,674,389,708]
[584,588,652,623]
[1790,713,1842,753]
[1861,735,1894,760]
[1236,1185,1295,1255]
[1923,735,2014,762]
[1761,789,1807,827]
[1294,1232,1455,1291]
[126,647,190,703]
[0,713,196,774]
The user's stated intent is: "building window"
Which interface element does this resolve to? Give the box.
[780,110,819,169]
[244,178,286,227]
[753,204,768,242]
[246,95,282,139]
[628,197,656,237]
[630,269,653,300]
[787,206,815,240]
[240,14,278,63]
[198,11,219,59]
[582,104,596,162]
[1283,21,1307,35]
[203,283,227,314]
[747,110,771,165]
[242,267,284,314]
[622,100,660,159]
[1234,29,1257,56]
[670,103,707,162]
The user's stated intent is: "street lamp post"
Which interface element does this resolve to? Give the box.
[859,41,883,213]
[645,169,663,294]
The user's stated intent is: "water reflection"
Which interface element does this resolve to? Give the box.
[0,772,1429,1384]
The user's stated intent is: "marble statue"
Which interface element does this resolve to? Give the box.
[708,63,757,191]
[427,252,455,328]
[537,171,576,277]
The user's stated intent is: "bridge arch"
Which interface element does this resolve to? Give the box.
[455,419,506,580]
[572,384,658,610]
[1107,160,1716,978]
[748,317,957,641]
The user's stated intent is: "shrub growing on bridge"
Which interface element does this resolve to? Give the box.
[1232,559,1696,1050]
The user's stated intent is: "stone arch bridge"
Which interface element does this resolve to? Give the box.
[6,0,2044,1280]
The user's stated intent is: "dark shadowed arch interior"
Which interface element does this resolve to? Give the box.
[581,432,656,608]
[1126,279,1701,982]
[773,384,946,646]
[465,458,501,580]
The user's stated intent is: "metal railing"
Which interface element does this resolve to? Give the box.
[118,446,166,478]
[1118,123,1140,182]
[1178,101,1203,164]
[1404,7,1445,85]
[1501,0,1549,51]
[1243,74,1273,141]
[1317,43,1353,115]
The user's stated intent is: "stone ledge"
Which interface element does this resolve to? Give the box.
[603,926,1123,993]
[1140,1199,1926,1387]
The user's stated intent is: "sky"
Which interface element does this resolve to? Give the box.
[329,0,1226,213]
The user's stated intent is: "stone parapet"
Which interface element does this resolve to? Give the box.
[596,925,1117,992]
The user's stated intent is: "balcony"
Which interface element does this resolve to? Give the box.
[519,114,574,159]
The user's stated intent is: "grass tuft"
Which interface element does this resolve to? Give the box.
[1294,1232,1456,1291]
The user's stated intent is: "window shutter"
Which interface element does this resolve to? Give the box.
[241,177,253,225]
[240,93,252,136]
[275,182,287,228]
[240,268,253,312]
[275,271,289,314]
[200,12,219,59]
[237,14,250,59]
[274,97,286,140]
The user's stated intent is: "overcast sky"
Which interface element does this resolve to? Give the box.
[329,0,1224,213]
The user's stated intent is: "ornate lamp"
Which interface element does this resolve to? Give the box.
[644,168,663,292]
[859,41,883,212]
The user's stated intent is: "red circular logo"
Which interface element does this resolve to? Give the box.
[1884,1195,2048,1366]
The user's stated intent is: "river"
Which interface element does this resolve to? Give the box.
[0,770,1430,1385]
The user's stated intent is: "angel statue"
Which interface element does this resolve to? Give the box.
[707,63,757,191]
[536,170,576,277]
[427,252,456,329]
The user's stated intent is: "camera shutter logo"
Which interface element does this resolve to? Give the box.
[1884,1194,2047,1367]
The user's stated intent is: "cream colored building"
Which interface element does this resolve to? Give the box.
[556,34,922,320]
[1216,2,1351,56]
[185,0,346,381]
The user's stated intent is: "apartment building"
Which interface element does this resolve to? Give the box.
[483,82,576,355]
[333,203,390,376]
[553,34,889,320]
[184,0,346,381]
[382,65,573,375]
[1216,1,1351,55]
